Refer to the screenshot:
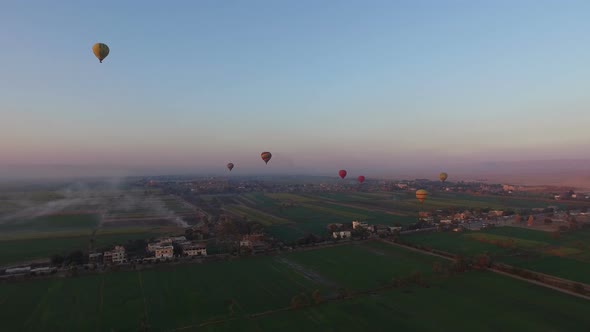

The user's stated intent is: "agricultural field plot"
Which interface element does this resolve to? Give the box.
[401,227,590,284]
[222,204,289,226]
[285,242,440,290]
[229,193,417,242]
[3,242,589,332]
[0,214,100,234]
[227,271,590,332]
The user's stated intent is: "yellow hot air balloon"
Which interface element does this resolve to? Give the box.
[439,172,448,182]
[92,43,110,63]
[416,189,428,203]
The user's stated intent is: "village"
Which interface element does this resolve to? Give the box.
[3,201,588,280]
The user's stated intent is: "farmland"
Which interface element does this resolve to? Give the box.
[0,187,197,267]
[1,241,588,332]
[400,227,590,284]
[211,190,578,243]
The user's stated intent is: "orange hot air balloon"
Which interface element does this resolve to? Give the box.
[338,170,347,179]
[439,172,448,182]
[416,189,428,203]
[227,163,234,171]
[358,175,365,184]
[261,152,272,164]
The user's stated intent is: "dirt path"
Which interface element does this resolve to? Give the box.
[274,257,338,289]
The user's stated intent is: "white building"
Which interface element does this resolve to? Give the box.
[332,231,352,239]
[183,243,207,256]
[104,246,127,264]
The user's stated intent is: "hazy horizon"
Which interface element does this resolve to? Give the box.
[2,1,589,187]
[1,159,589,190]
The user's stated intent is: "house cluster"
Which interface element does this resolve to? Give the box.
[239,233,269,253]
[89,245,127,265]
[146,236,207,260]
[553,192,590,201]
[327,220,402,240]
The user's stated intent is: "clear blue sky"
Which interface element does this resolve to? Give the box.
[1,0,589,177]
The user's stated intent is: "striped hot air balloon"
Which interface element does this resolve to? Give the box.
[416,189,428,203]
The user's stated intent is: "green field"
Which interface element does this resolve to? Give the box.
[1,242,588,332]
[401,227,590,284]
[0,214,100,234]
[224,272,590,332]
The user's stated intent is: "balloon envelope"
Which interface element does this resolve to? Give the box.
[261,152,272,164]
[439,172,448,182]
[227,163,234,171]
[92,43,110,63]
[358,176,365,183]
[338,170,347,179]
[416,189,428,203]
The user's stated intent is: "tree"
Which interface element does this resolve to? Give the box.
[172,243,183,257]
[65,250,85,266]
[452,255,467,273]
[51,254,65,266]
[312,289,322,304]
[432,262,442,273]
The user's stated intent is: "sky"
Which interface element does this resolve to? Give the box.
[1,0,590,179]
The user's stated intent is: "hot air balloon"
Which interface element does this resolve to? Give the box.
[358,176,365,184]
[261,152,272,164]
[92,43,110,63]
[227,163,234,171]
[439,172,448,183]
[416,189,428,203]
[338,170,347,179]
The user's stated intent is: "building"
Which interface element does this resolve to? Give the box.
[89,252,103,264]
[332,231,352,239]
[172,236,187,243]
[418,211,431,218]
[104,246,127,264]
[155,245,174,259]
[182,243,207,256]
[239,233,264,248]
[352,221,368,229]
[488,210,504,217]
[147,243,160,252]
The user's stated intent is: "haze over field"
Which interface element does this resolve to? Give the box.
[1,1,589,186]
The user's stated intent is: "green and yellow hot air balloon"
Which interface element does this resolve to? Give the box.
[92,43,110,63]
[439,172,448,183]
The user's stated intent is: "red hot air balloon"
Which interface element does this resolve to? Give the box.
[338,170,347,179]
[358,175,365,184]
[261,152,272,164]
